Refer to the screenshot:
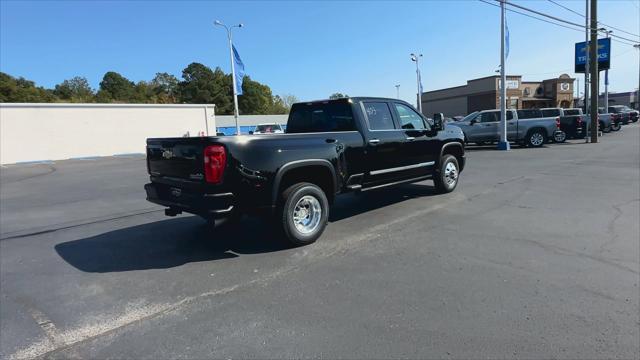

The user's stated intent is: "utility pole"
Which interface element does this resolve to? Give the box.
[214,20,243,136]
[576,78,580,107]
[411,53,423,113]
[584,0,590,142]
[395,84,400,99]
[497,0,509,150]
[589,0,598,143]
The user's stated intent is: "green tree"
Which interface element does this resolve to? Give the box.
[0,72,57,103]
[329,92,348,99]
[53,76,94,102]
[238,76,276,115]
[96,71,136,102]
[178,63,233,113]
[150,72,179,103]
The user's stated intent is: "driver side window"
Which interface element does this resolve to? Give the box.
[393,103,428,130]
[480,112,499,123]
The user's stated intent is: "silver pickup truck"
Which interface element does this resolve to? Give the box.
[452,109,559,147]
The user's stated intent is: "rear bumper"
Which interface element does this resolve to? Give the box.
[144,183,235,218]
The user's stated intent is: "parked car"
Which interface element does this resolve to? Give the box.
[145,97,466,245]
[598,107,622,132]
[540,108,584,139]
[608,106,638,124]
[452,109,559,147]
[252,123,284,134]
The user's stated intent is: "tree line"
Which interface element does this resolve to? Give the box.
[0,63,298,115]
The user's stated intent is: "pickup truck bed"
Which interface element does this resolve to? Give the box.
[145,97,466,245]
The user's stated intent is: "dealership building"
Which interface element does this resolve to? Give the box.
[421,74,575,117]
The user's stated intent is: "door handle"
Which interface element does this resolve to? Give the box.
[325,138,337,143]
[368,139,380,144]
[406,137,415,141]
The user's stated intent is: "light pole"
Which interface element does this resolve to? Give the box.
[600,28,612,111]
[214,20,243,136]
[635,44,640,110]
[395,84,400,99]
[497,0,509,150]
[411,53,423,113]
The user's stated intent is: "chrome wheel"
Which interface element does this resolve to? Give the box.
[292,195,322,234]
[530,132,544,146]
[554,131,566,142]
[444,161,458,186]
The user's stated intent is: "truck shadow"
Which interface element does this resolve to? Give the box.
[55,183,438,273]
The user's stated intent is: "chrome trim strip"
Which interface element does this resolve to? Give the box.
[369,161,435,176]
[361,175,432,191]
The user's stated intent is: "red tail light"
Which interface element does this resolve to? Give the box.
[555,117,561,128]
[204,145,226,184]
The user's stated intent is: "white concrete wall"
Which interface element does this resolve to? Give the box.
[0,103,215,164]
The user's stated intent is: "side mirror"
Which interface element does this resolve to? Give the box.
[248,131,254,135]
[433,113,445,131]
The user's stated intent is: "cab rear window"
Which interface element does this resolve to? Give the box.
[286,102,356,133]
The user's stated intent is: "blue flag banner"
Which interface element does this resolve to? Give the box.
[232,45,245,95]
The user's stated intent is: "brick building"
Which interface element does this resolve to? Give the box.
[421,74,575,117]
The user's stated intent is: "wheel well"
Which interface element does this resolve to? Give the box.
[441,143,464,170]
[526,127,547,138]
[277,166,335,204]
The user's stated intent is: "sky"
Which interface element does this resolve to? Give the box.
[1,0,639,104]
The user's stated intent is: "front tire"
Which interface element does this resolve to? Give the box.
[278,182,329,246]
[525,129,547,147]
[433,154,459,194]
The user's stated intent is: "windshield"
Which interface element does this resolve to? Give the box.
[542,109,561,117]
[287,102,356,133]
[460,112,478,122]
[255,124,282,133]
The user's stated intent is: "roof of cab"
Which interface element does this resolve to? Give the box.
[297,97,412,105]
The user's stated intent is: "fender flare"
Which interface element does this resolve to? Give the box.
[271,159,337,205]
[439,141,465,171]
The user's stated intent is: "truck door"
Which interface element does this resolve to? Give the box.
[391,102,439,177]
[506,110,518,140]
[360,101,412,187]
[477,111,500,142]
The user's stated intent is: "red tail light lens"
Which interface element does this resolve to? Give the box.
[555,117,561,128]
[203,145,226,184]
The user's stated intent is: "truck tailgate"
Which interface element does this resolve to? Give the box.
[146,138,207,181]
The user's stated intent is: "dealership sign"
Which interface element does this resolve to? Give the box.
[575,38,611,73]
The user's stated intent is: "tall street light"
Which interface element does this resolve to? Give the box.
[600,28,612,111]
[395,84,400,99]
[497,0,509,150]
[214,20,243,135]
[635,44,640,110]
[411,53,423,113]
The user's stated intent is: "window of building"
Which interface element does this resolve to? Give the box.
[524,87,531,97]
[509,99,518,109]
[363,102,395,130]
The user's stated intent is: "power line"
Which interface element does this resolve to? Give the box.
[479,0,639,46]
[503,0,639,43]
[546,0,639,39]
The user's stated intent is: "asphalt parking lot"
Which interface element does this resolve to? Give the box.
[1,125,639,359]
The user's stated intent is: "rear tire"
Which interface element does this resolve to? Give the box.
[610,122,621,131]
[553,131,566,143]
[525,129,547,147]
[433,154,459,194]
[277,182,329,246]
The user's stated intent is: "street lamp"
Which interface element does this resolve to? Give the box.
[214,20,244,136]
[635,44,640,110]
[395,84,400,99]
[410,53,423,113]
[599,28,613,111]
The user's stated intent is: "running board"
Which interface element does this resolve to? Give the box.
[360,175,432,192]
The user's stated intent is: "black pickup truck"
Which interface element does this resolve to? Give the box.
[145,97,466,245]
